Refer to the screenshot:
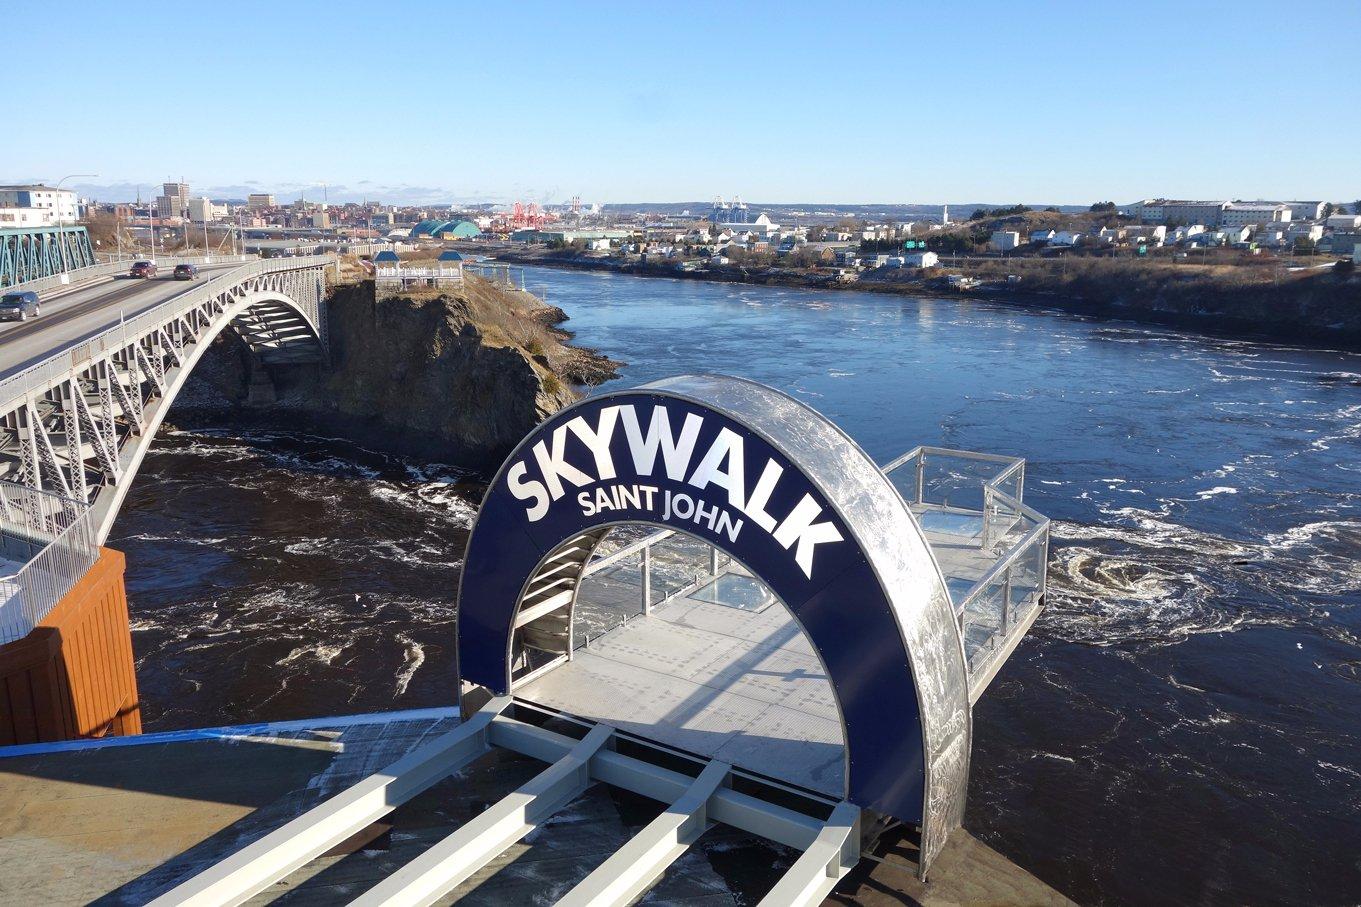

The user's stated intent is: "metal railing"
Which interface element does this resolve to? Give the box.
[2,253,255,298]
[0,255,331,413]
[882,445,1027,548]
[0,482,98,644]
[882,445,1049,687]
[554,445,1050,693]
[954,491,1049,679]
[575,528,729,647]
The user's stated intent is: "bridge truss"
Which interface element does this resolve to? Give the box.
[0,256,332,542]
[0,226,97,289]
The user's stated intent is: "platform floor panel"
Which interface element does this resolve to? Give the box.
[518,591,846,797]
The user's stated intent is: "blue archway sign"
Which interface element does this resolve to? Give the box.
[457,375,971,869]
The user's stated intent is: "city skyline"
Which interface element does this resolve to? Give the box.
[7,1,1359,205]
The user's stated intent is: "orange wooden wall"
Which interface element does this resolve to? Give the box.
[0,548,142,744]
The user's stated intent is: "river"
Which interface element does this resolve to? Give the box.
[114,266,1361,906]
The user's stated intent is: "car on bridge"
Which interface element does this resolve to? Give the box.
[173,264,200,281]
[0,291,40,321]
[129,261,158,279]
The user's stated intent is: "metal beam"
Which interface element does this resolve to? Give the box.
[150,698,510,907]
[556,759,730,907]
[350,723,614,907]
[756,802,861,907]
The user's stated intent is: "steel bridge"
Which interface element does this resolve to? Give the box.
[0,226,97,288]
[0,255,332,544]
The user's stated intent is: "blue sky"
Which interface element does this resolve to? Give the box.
[8,1,1357,206]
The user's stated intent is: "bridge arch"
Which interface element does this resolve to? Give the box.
[458,374,972,872]
[89,288,326,540]
[0,258,332,543]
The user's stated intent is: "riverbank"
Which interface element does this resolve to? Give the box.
[496,246,1361,348]
[177,273,621,469]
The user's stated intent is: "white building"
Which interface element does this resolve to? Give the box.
[1326,214,1361,230]
[1286,222,1324,243]
[1029,229,1056,244]
[247,193,276,209]
[717,212,779,237]
[1051,231,1083,247]
[187,197,228,223]
[989,230,1022,251]
[902,251,939,268]
[1221,203,1291,227]
[1170,224,1205,244]
[1284,201,1326,221]
[0,185,80,227]
[1127,224,1168,246]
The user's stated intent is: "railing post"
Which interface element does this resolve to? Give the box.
[709,544,719,577]
[1002,566,1013,636]
[915,453,925,505]
[641,546,652,616]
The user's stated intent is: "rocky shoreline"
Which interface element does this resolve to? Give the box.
[176,274,622,471]
[496,248,1361,349]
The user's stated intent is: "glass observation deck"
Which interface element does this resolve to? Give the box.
[514,446,1050,798]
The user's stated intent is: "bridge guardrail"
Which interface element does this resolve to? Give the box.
[0,255,333,414]
[3,254,256,298]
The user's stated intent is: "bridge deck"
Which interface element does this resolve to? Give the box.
[0,265,242,380]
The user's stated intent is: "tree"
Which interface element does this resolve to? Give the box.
[1323,203,1336,218]
[1090,201,1117,212]
[969,209,987,221]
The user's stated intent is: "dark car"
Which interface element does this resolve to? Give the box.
[0,291,40,322]
[129,261,158,278]
[173,264,200,280]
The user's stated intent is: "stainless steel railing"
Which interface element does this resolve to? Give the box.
[0,482,98,644]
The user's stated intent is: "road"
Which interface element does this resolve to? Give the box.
[0,263,244,379]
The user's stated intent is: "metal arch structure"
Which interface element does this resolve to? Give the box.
[458,375,973,877]
[0,256,332,543]
[0,226,96,288]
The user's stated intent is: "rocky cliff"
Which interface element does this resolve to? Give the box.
[179,275,620,469]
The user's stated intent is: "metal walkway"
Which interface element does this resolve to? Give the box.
[152,698,860,907]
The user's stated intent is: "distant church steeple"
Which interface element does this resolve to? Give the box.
[942,204,950,226]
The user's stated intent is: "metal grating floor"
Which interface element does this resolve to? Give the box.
[518,588,846,797]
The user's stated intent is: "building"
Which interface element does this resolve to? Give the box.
[1135,199,1230,226]
[1221,203,1291,227]
[902,251,939,268]
[247,193,276,209]
[0,184,80,227]
[1050,231,1083,247]
[1029,229,1056,244]
[187,197,227,223]
[1286,222,1324,244]
[437,220,480,240]
[1284,201,1326,221]
[989,231,1021,251]
[1324,232,1361,255]
[157,182,189,219]
[1326,214,1361,230]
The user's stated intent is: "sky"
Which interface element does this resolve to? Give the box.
[7,1,1358,207]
